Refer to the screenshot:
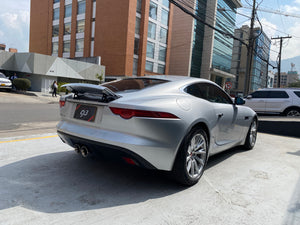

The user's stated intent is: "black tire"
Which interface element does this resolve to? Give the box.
[244,119,258,150]
[284,108,300,117]
[172,127,208,186]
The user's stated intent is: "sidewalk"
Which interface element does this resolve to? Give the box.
[0,90,60,104]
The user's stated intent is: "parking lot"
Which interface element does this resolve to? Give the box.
[0,132,299,225]
[0,91,299,225]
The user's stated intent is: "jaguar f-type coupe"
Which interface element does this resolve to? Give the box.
[57,76,257,186]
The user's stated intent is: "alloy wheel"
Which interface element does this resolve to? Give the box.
[186,133,207,179]
[287,110,300,117]
[249,120,257,147]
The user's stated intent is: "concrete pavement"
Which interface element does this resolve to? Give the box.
[0,132,299,225]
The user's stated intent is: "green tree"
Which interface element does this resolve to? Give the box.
[288,80,300,88]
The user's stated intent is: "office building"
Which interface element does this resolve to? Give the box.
[169,0,242,88]
[231,25,271,94]
[30,0,173,77]
[274,71,299,88]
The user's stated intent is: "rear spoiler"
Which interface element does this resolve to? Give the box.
[62,83,120,99]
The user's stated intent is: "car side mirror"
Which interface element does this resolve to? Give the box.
[235,97,245,105]
[246,95,252,99]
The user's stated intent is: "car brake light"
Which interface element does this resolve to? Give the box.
[109,107,178,119]
[122,157,137,165]
[59,100,66,108]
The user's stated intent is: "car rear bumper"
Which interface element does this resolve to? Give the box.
[57,120,185,171]
[57,130,157,169]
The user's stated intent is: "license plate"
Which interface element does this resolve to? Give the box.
[1,84,5,86]
[74,104,97,122]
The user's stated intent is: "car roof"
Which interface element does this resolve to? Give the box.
[256,88,300,91]
[138,75,215,84]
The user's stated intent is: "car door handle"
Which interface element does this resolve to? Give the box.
[217,113,224,118]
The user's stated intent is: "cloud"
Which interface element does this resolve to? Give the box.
[282,22,300,59]
[257,18,277,38]
[282,5,300,14]
[294,0,300,5]
[0,11,29,31]
[0,0,30,52]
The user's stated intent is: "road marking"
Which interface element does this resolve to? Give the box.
[0,135,58,144]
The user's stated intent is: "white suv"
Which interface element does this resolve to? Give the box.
[244,88,300,116]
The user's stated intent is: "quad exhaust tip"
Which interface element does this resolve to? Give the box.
[80,145,89,158]
[74,144,81,154]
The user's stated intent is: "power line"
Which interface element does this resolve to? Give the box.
[242,6,300,18]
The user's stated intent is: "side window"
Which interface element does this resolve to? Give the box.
[185,83,232,104]
[250,91,269,98]
[294,91,300,98]
[268,91,289,98]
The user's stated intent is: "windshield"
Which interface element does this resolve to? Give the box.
[102,78,169,92]
[0,73,6,79]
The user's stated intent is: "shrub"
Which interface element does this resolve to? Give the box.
[13,78,31,91]
[57,82,68,93]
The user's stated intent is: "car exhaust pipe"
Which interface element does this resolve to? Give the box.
[80,145,89,158]
[74,144,81,154]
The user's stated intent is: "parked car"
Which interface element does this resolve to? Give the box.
[0,72,12,90]
[244,88,300,117]
[57,76,257,186]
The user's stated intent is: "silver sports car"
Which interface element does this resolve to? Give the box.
[57,76,257,186]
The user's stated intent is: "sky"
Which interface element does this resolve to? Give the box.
[0,0,300,62]
[237,0,300,62]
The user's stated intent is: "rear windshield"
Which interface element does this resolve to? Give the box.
[294,91,300,98]
[102,78,168,92]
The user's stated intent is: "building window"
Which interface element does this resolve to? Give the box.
[64,22,71,35]
[149,1,157,20]
[52,42,59,54]
[65,4,72,18]
[52,25,59,37]
[145,61,154,72]
[162,0,169,8]
[77,20,85,33]
[53,8,60,20]
[161,9,169,26]
[76,39,84,52]
[160,27,167,44]
[135,17,141,35]
[54,0,60,3]
[136,0,142,13]
[63,40,70,52]
[148,21,156,40]
[134,38,139,55]
[133,58,138,75]
[78,0,86,15]
[158,64,165,74]
[146,41,155,58]
[159,46,166,61]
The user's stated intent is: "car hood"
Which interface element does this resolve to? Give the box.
[0,78,11,82]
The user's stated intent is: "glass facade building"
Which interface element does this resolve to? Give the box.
[212,0,236,73]
[251,29,271,91]
[190,0,207,77]
[189,0,238,80]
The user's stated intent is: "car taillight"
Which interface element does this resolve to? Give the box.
[109,107,178,119]
[59,100,66,108]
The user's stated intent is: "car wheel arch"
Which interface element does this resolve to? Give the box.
[283,106,300,114]
[172,121,210,169]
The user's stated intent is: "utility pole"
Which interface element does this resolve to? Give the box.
[271,36,292,88]
[243,0,256,96]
